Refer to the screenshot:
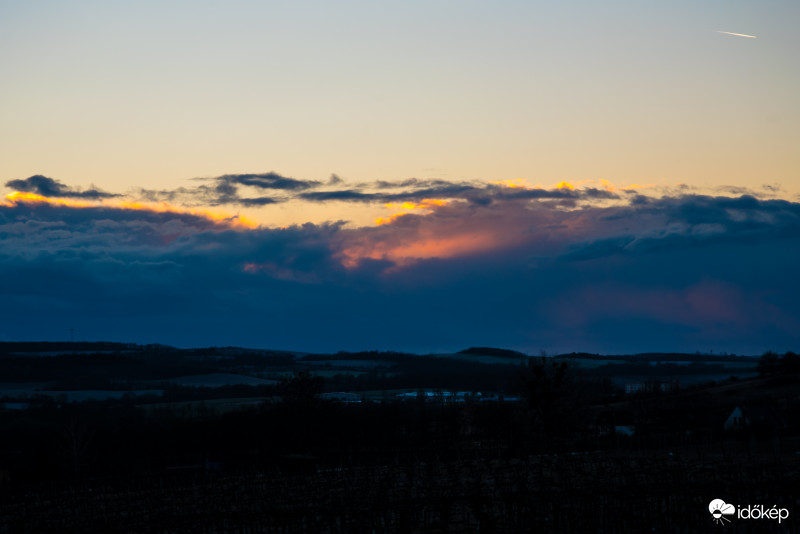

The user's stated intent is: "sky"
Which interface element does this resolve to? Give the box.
[1,1,799,354]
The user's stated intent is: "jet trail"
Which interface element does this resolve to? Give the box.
[716,30,757,39]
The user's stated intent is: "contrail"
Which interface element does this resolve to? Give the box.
[716,30,757,39]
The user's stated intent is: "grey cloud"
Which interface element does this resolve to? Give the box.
[718,185,759,196]
[561,236,638,261]
[559,195,800,262]
[5,175,118,199]
[300,182,617,205]
[492,186,619,201]
[235,197,282,206]
[213,172,322,191]
[132,172,619,208]
[372,178,466,189]
[136,172,315,206]
[136,184,282,207]
[299,183,484,203]
[299,190,375,202]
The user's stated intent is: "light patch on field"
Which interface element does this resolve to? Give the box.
[150,373,276,387]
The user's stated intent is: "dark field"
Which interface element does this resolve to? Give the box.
[3,450,799,533]
[1,344,798,532]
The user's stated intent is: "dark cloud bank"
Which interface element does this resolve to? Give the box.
[6,175,118,199]
[128,171,623,207]
[2,176,799,354]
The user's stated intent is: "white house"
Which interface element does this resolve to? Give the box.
[724,405,785,431]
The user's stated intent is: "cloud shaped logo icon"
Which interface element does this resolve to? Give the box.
[709,499,736,525]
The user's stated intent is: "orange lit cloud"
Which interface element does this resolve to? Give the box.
[490,179,532,189]
[375,198,448,226]
[2,191,258,229]
[598,179,655,192]
[339,231,500,269]
[341,201,546,270]
[3,191,97,208]
[375,213,409,226]
[555,181,575,191]
[491,179,576,191]
[490,178,655,195]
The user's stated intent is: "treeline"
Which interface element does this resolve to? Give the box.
[458,347,527,358]
[0,341,136,355]
[757,351,800,377]
[322,358,528,393]
[555,352,757,363]
[301,350,411,362]
[0,349,297,390]
[0,360,609,485]
[0,395,526,484]
[584,361,739,377]
[0,353,212,384]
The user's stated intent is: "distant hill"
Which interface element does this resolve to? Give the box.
[554,352,758,363]
[0,341,138,356]
[458,347,527,359]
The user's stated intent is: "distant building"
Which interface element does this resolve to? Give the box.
[624,380,679,395]
[593,409,635,437]
[624,382,645,395]
[724,405,785,432]
[319,392,362,403]
[392,391,518,403]
[0,403,30,411]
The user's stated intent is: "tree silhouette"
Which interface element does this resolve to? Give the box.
[780,351,800,374]
[277,370,324,405]
[758,351,780,377]
[522,357,571,438]
[61,414,94,477]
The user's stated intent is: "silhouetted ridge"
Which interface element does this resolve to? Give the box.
[301,350,412,361]
[458,347,527,358]
[554,352,757,362]
[0,341,138,355]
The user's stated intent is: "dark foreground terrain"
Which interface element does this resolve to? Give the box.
[1,344,798,532]
[3,449,799,533]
